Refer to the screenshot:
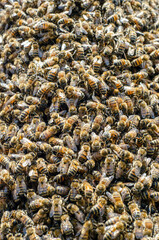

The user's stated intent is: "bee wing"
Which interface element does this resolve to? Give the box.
[21,159,31,168]
[20,137,32,145]
[106,191,114,203]
[148,106,155,119]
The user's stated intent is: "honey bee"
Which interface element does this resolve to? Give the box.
[36,158,47,175]
[20,137,38,152]
[131,54,149,67]
[78,143,91,163]
[19,105,37,122]
[106,191,125,213]
[50,195,63,221]
[15,210,34,226]
[35,225,48,236]
[108,97,119,117]
[6,233,15,240]
[33,208,48,225]
[104,153,116,175]
[57,155,70,175]
[67,203,84,223]
[84,73,99,92]
[13,175,27,202]
[74,44,85,61]
[87,196,107,220]
[36,82,57,98]
[81,180,94,199]
[107,14,119,23]
[16,155,33,174]
[103,221,125,240]
[67,159,79,177]
[67,179,80,202]
[37,174,55,197]
[92,55,103,73]
[133,219,144,239]
[47,65,60,82]
[29,41,40,58]
[124,128,138,144]
[0,155,10,169]
[11,9,27,20]
[128,201,141,219]
[60,214,74,237]
[79,220,93,240]
[40,126,60,141]
[95,25,104,41]
[113,59,131,68]
[138,100,151,119]
[15,233,23,240]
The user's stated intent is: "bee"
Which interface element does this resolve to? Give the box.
[128,28,137,44]
[131,71,148,82]
[103,221,125,240]
[36,82,56,98]
[20,137,38,152]
[6,233,15,240]
[58,71,67,89]
[67,159,79,177]
[55,185,69,196]
[79,220,93,240]
[93,55,103,73]
[107,14,119,23]
[37,158,48,174]
[0,155,10,169]
[47,65,60,82]
[139,100,151,119]
[150,139,159,146]
[16,155,33,174]
[15,210,34,225]
[112,78,124,92]
[29,41,40,58]
[150,192,159,202]
[84,73,99,92]
[106,191,125,213]
[50,195,63,221]
[150,49,159,59]
[40,126,59,141]
[114,59,131,68]
[61,214,74,236]
[34,21,57,31]
[67,179,80,202]
[13,175,27,202]
[131,55,149,67]
[95,25,104,41]
[35,225,48,236]
[19,105,37,122]
[42,56,58,69]
[124,128,138,144]
[108,97,119,117]
[67,203,84,223]
[66,86,85,100]
[33,208,48,225]
[128,201,141,219]
[63,115,79,133]
[74,44,85,61]
[58,155,71,174]
[37,174,55,197]
[104,155,115,176]
[147,122,159,137]
[15,233,23,240]
[133,219,144,239]
[78,143,91,163]
[81,180,94,199]
[86,196,107,220]
[11,9,27,20]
